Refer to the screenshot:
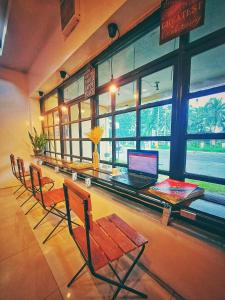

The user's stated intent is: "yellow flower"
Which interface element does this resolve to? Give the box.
[86,126,104,145]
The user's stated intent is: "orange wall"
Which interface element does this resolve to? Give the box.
[0,67,40,188]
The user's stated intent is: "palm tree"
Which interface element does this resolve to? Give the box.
[205,97,225,132]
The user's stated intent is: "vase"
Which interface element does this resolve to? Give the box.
[33,149,43,157]
[93,144,99,170]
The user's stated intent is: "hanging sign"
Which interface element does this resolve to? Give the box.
[160,0,205,44]
[84,66,95,98]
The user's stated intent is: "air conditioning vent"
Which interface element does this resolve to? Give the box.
[60,0,79,37]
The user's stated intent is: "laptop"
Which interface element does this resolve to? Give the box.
[111,149,158,190]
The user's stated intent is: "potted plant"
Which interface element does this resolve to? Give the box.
[86,126,104,169]
[28,127,48,156]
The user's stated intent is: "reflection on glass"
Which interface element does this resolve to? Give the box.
[54,126,60,138]
[47,113,53,126]
[141,105,172,136]
[188,93,225,134]
[81,120,91,137]
[48,127,54,139]
[99,92,111,115]
[64,76,84,101]
[71,123,79,138]
[98,60,111,86]
[64,140,70,155]
[82,141,92,158]
[53,111,60,125]
[113,46,134,79]
[81,99,91,118]
[115,112,136,138]
[45,94,58,111]
[115,141,136,164]
[116,82,137,111]
[141,67,173,104]
[100,141,112,162]
[70,104,79,121]
[72,141,80,156]
[62,125,70,139]
[141,141,170,171]
[99,117,112,138]
[186,140,225,179]
[55,140,61,153]
[190,44,225,92]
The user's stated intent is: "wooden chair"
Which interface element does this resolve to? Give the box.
[29,163,70,244]
[17,158,54,208]
[63,179,148,299]
[10,154,29,196]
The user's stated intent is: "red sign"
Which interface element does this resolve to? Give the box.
[84,66,95,98]
[160,0,205,44]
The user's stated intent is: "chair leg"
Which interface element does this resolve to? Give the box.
[25,201,39,215]
[33,206,55,229]
[20,194,33,207]
[42,217,64,244]
[67,263,87,287]
[13,184,23,194]
[16,189,26,199]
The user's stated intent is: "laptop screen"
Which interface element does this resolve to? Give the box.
[128,150,158,177]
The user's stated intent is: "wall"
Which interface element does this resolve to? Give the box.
[0,67,40,188]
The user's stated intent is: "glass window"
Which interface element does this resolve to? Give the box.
[186,179,225,196]
[49,140,55,152]
[44,127,48,138]
[61,109,69,123]
[141,105,172,136]
[141,141,170,171]
[53,111,60,125]
[115,141,136,164]
[72,141,80,156]
[190,44,225,92]
[62,125,70,139]
[71,123,80,138]
[64,76,84,101]
[115,111,136,138]
[113,45,134,79]
[141,67,173,104]
[81,99,91,119]
[186,139,225,179]
[47,113,53,126]
[64,141,71,155]
[115,82,137,111]
[100,141,112,162]
[98,92,111,115]
[54,126,60,139]
[188,93,225,134]
[99,117,112,138]
[45,94,58,111]
[44,115,48,127]
[71,104,79,121]
[82,141,92,158]
[98,59,111,86]
[48,127,54,139]
[55,140,61,153]
[190,0,225,42]
[81,120,91,138]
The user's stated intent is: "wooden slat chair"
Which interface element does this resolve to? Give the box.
[29,163,69,244]
[17,158,54,208]
[10,154,29,196]
[63,179,148,299]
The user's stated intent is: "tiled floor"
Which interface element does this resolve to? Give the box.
[1,168,225,300]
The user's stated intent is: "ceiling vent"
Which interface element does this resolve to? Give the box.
[60,0,80,37]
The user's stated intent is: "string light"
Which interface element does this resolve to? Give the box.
[109,83,117,94]
[61,105,67,112]
[39,115,44,121]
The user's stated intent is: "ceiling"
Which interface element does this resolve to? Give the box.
[0,0,59,72]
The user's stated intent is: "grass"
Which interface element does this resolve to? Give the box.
[187,179,225,195]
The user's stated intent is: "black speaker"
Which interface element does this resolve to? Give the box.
[38,91,44,97]
[108,23,118,38]
[60,70,67,79]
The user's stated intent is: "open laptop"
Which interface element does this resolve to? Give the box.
[111,149,158,190]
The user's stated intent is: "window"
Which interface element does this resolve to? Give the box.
[141,67,173,104]
[190,44,225,92]
[71,104,79,121]
[100,141,112,162]
[98,92,111,115]
[72,141,80,156]
[115,82,137,111]
[115,111,136,138]
[99,117,112,138]
[44,94,58,111]
[82,141,92,158]
[81,99,91,118]
[64,76,84,101]
[81,120,91,138]
[71,123,79,138]
[115,141,136,164]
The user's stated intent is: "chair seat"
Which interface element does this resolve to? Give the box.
[15,170,29,178]
[73,214,148,271]
[25,177,54,189]
[35,188,64,207]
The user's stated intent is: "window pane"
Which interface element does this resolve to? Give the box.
[64,76,84,101]
[99,117,112,138]
[54,126,60,138]
[47,113,53,126]
[81,99,91,119]
[186,140,225,178]
[99,92,111,115]
[115,141,136,164]
[55,140,61,153]
[53,111,59,125]
[71,104,79,121]
[45,94,58,111]
[61,109,69,123]
[190,0,225,41]
[190,44,225,92]
[113,45,134,79]
[49,127,54,139]
[115,111,136,137]
[141,67,173,104]
[141,141,170,171]
[49,140,55,152]
[135,26,178,69]
[116,82,137,111]
[82,141,92,158]
[100,141,112,162]
[72,141,80,156]
[44,115,48,127]
[62,125,70,139]
[44,127,48,138]
[141,105,172,136]
[71,123,79,138]
[64,141,70,155]
[98,59,111,86]
[81,120,91,137]
[188,93,225,134]
[186,179,225,196]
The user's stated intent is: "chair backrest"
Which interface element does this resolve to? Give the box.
[10,154,16,177]
[17,158,26,186]
[29,163,45,207]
